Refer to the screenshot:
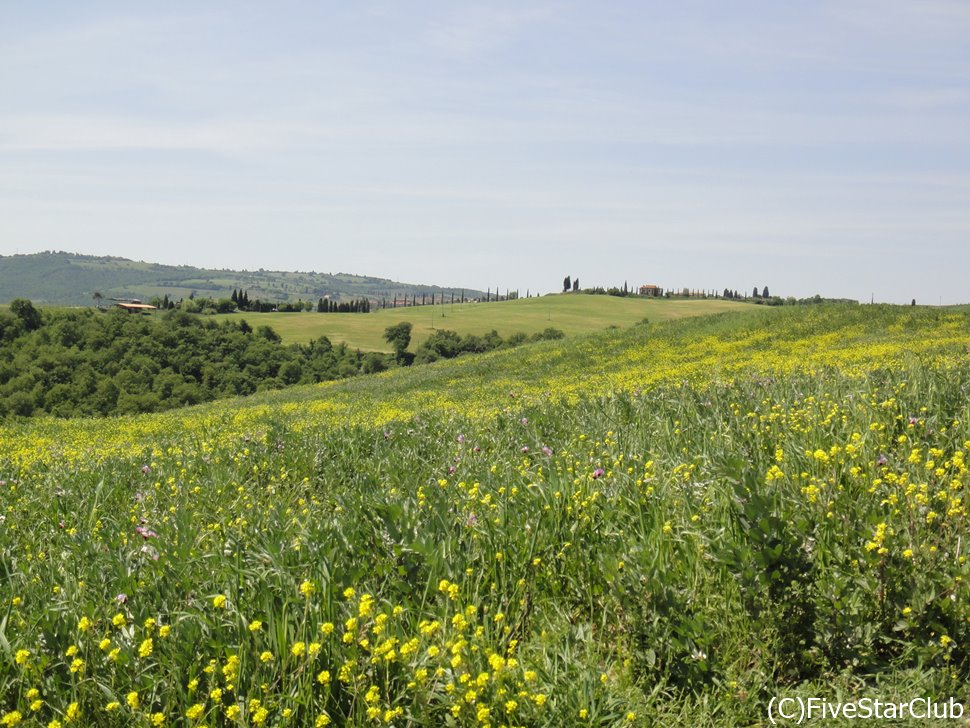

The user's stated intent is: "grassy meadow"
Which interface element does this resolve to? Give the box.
[211,295,752,350]
[2,305,970,726]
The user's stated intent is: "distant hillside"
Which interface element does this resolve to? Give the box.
[211,294,753,351]
[0,251,485,306]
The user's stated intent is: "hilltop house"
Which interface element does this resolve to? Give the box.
[638,284,663,297]
[116,302,157,313]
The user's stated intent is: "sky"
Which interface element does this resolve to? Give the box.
[1,1,968,304]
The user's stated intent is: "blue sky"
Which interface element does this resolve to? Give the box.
[2,1,968,303]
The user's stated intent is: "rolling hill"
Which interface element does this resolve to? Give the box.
[0,251,485,306]
[212,294,754,350]
[1,305,968,724]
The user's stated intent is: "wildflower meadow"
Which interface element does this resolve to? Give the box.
[2,305,969,726]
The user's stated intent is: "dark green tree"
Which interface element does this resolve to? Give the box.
[10,298,42,332]
[384,322,413,364]
[362,352,388,374]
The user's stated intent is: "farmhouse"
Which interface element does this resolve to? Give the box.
[116,302,157,313]
[639,284,663,297]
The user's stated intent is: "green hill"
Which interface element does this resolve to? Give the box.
[213,294,754,350]
[0,251,485,306]
[3,305,969,724]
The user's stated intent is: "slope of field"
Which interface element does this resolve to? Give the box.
[0,251,484,306]
[213,294,752,350]
[2,305,969,726]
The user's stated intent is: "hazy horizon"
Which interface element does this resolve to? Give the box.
[2,1,968,304]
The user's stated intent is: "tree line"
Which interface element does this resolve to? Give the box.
[382,322,565,366]
[138,287,542,317]
[0,300,568,419]
[0,300,385,418]
[562,275,780,301]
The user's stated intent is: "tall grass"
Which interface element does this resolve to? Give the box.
[1,305,969,726]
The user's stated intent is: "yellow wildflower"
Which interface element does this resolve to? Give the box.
[185,704,205,721]
[139,638,153,658]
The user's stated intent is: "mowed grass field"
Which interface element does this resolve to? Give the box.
[212,294,752,350]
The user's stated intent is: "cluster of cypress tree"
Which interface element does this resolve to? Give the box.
[230,289,251,308]
[317,298,371,313]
